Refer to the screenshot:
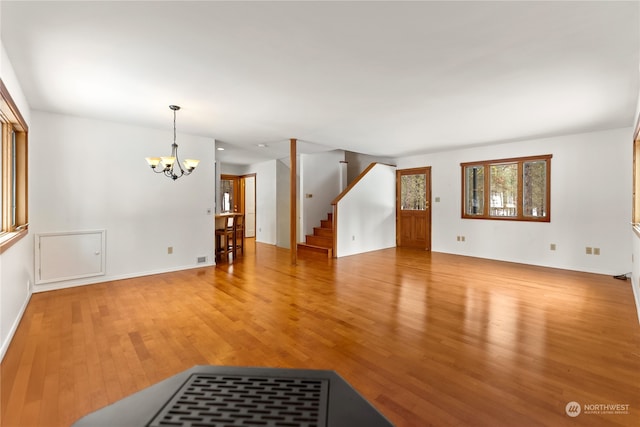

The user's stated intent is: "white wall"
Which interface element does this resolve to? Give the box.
[0,42,34,361]
[300,150,345,237]
[219,163,247,175]
[30,111,216,291]
[336,163,396,257]
[396,127,632,275]
[250,159,277,245]
[345,151,394,183]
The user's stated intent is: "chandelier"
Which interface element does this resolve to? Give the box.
[145,105,200,180]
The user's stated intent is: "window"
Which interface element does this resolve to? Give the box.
[0,79,29,252]
[400,173,427,210]
[634,126,640,229]
[461,155,551,221]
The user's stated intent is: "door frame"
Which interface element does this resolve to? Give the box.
[241,173,256,238]
[220,173,257,237]
[396,167,432,250]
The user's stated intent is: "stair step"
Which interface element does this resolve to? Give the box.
[297,243,332,258]
[305,234,332,247]
[314,227,333,237]
[298,212,334,259]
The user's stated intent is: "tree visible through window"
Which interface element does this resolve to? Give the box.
[400,174,427,210]
[523,160,547,217]
[461,155,551,221]
[490,163,517,217]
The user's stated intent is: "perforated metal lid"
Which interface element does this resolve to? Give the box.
[147,374,329,427]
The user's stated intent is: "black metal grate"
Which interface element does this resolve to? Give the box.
[147,374,329,427]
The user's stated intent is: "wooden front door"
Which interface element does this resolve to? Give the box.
[397,167,431,250]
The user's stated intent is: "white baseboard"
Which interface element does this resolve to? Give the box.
[32,262,215,293]
[632,275,640,325]
[0,291,32,363]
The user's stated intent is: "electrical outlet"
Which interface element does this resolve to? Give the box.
[168,246,173,255]
[593,248,600,256]
[461,236,465,242]
[586,247,592,255]
[457,236,460,241]
[352,235,355,241]
[550,243,556,251]
[435,197,441,202]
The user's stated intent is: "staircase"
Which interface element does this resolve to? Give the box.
[297,213,333,258]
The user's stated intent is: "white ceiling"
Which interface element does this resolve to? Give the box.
[1,1,638,165]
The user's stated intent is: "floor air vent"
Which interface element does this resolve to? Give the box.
[71,366,393,427]
[148,374,328,427]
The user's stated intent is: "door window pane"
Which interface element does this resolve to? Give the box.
[401,174,427,210]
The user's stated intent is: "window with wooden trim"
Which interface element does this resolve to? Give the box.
[0,79,29,251]
[634,128,640,227]
[461,155,551,222]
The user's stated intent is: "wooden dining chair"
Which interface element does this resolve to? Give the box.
[215,215,236,262]
[234,214,245,255]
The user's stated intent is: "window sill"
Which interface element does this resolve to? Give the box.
[462,215,551,222]
[0,228,28,254]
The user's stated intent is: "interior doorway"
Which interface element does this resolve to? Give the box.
[396,167,431,250]
[220,174,240,213]
[220,173,256,238]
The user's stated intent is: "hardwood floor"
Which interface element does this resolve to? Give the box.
[2,240,639,426]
